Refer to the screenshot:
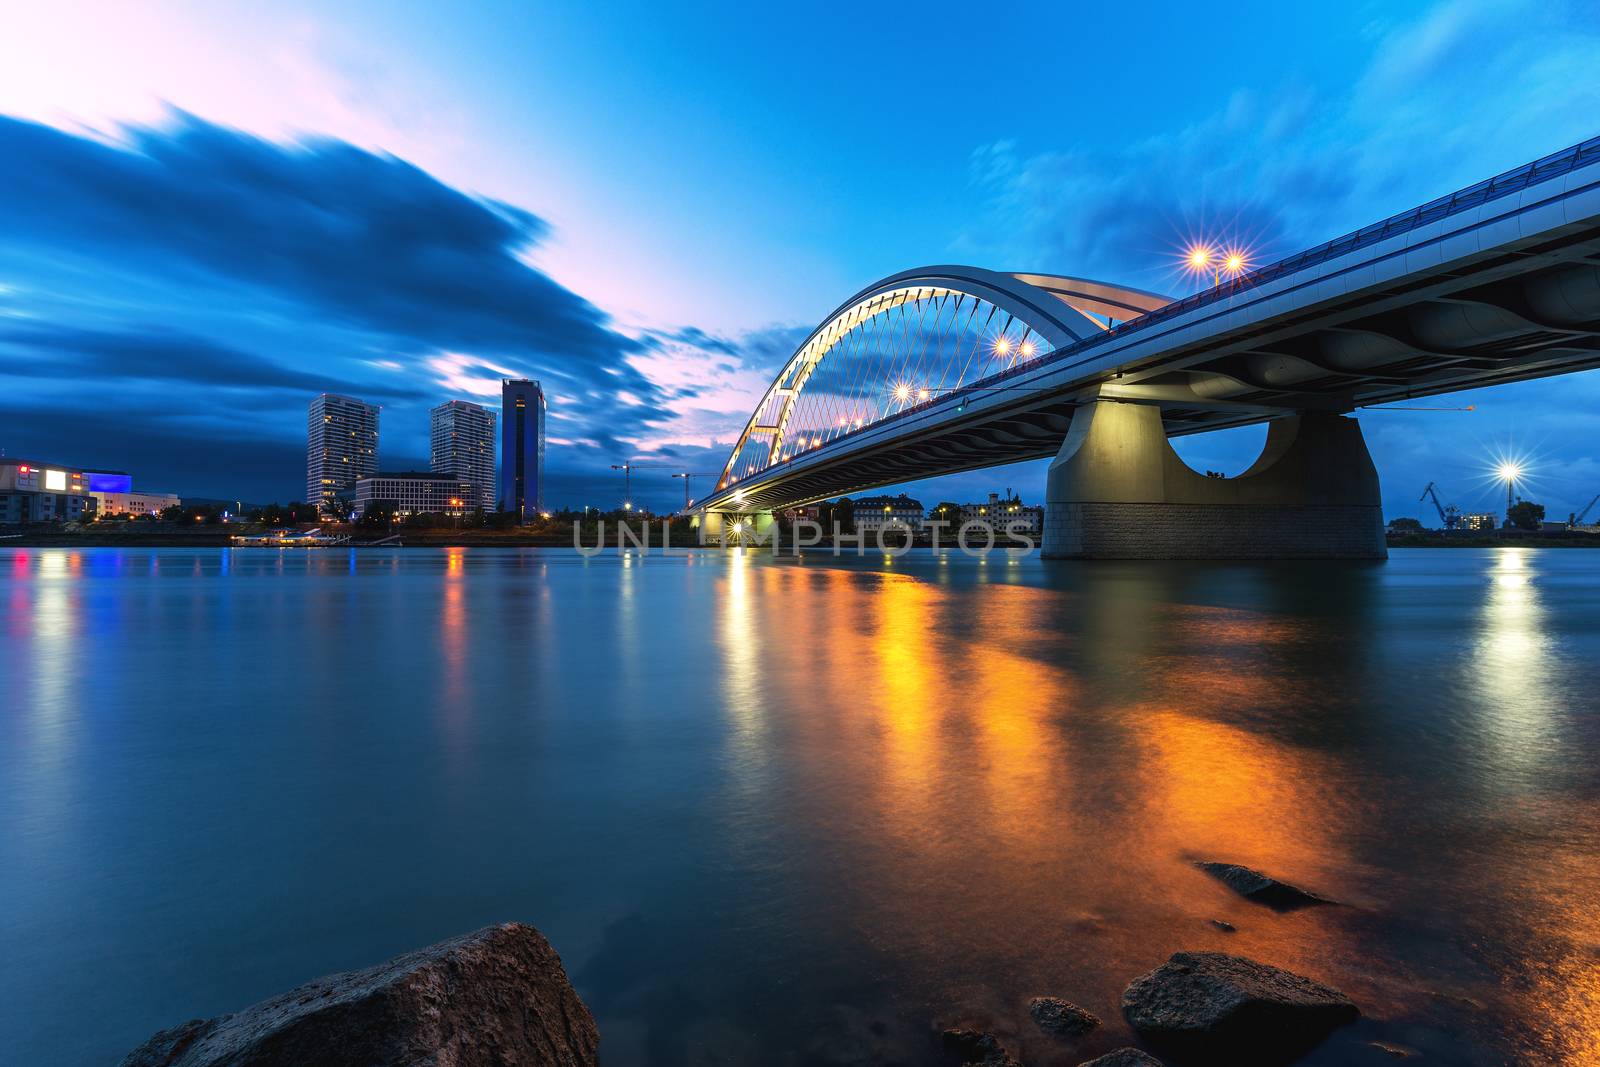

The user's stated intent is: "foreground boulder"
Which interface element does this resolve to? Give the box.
[1121,951,1357,1065]
[1077,1050,1163,1066]
[1028,995,1100,1037]
[121,923,599,1067]
[1194,862,1336,911]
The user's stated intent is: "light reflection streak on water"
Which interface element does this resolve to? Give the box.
[28,552,78,753]
[716,550,770,808]
[438,548,468,750]
[1474,548,1558,794]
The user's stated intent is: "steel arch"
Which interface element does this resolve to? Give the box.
[716,266,1169,492]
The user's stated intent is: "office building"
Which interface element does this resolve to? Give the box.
[93,490,182,517]
[352,472,477,517]
[499,379,545,519]
[0,459,98,523]
[430,400,497,510]
[307,394,379,510]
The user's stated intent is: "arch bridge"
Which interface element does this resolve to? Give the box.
[697,134,1600,558]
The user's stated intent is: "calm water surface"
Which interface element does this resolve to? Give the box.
[3,547,1600,1065]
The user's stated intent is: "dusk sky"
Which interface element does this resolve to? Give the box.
[2,0,1598,517]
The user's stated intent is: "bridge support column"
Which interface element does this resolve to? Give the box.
[1041,399,1386,560]
[697,510,775,546]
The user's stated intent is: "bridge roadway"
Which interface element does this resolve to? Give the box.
[694,134,1600,555]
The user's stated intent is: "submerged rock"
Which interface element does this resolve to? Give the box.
[1368,1040,1417,1058]
[1194,861,1337,911]
[942,1027,1020,1066]
[1028,995,1100,1037]
[1207,919,1237,933]
[120,922,599,1067]
[1077,1050,1164,1067]
[1121,951,1357,1065]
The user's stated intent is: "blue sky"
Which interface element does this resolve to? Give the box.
[1,0,1598,518]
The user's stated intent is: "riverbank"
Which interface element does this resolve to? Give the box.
[9,522,1600,551]
[1386,530,1600,547]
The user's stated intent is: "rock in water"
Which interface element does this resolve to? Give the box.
[1028,996,1100,1037]
[941,1027,1020,1066]
[1121,951,1357,1065]
[1194,862,1336,911]
[1076,1050,1164,1066]
[120,923,599,1067]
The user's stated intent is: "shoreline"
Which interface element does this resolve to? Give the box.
[4,531,1600,550]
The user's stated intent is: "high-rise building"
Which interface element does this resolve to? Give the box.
[429,400,497,511]
[498,379,545,518]
[307,394,379,510]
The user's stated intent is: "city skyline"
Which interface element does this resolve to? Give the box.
[1,2,1599,518]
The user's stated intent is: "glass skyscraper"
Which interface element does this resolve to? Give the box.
[498,379,545,518]
[306,393,379,510]
[429,399,497,511]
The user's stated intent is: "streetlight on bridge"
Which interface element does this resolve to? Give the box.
[1184,242,1251,289]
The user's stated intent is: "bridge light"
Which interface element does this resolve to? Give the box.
[893,384,911,402]
[1224,251,1246,274]
[1019,340,1035,357]
[994,337,1012,356]
[1187,245,1213,271]
[917,388,929,400]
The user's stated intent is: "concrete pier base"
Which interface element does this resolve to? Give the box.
[1041,400,1386,560]
[698,510,775,546]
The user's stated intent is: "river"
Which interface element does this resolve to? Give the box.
[2,546,1598,1064]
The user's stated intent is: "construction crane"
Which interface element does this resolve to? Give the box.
[670,472,720,512]
[1571,492,1600,528]
[1420,482,1462,530]
[609,461,683,511]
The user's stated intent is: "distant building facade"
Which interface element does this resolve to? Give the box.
[499,379,545,519]
[307,394,379,511]
[0,459,98,523]
[854,494,924,535]
[93,490,181,517]
[1462,512,1498,531]
[956,492,1042,536]
[353,472,476,517]
[430,400,497,510]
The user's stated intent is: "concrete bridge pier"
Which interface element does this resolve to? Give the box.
[697,510,775,546]
[1041,399,1386,559]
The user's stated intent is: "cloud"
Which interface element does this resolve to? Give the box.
[0,111,682,440]
[957,1,1600,292]
[0,321,426,398]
